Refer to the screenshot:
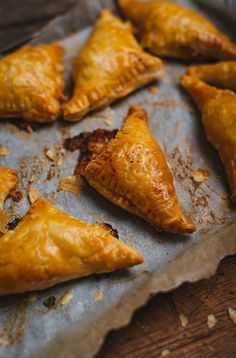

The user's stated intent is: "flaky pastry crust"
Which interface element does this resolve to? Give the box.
[119,0,236,61]
[0,43,64,122]
[0,168,18,234]
[187,61,236,92]
[85,106,195,234]
[0,198,143,296]
[0,168,18,209]
[63,9,163,121]
[181,76,236,202]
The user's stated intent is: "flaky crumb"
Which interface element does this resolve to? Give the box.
[0,146,9,156]
[28,293,39,303]
[149,86,159,94]
[60,293,73,305]
[219,203,230,213]
[228,307,236,325]
[26,125,33,133]
[207,314,217,328]
[179,313,188,327]
[58,176,82,197]
[192,168,211,183]
[161,349,170,356]
[95,291,103,301]
[45,148,62,166]
[28,187,39,204]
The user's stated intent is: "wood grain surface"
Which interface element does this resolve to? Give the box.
[0,1,236,357]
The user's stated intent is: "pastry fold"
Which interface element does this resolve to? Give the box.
[181,76,236,202]
[187,61,236,92]
[85,106,195,234]
[0,198,143,296]
[0,43,64,122]
[63,9,163,121]
[119,0,236,61]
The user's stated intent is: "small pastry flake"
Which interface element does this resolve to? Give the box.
[63,9,163,121]
[85,106,195,234]
[187,61,236,92]
[181,76,236,202]
[0,43,64,122]
[0,198,143,296]
[0,168,18,233]
[119,0,236,61]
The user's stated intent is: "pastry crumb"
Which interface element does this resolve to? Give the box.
[26,125,33,133]
[219,203,230,212]
[161,349,170,356]
[228,307,236,325]
[60,293,73,305]
[28,293,39,303]
[192,168,211,183]
[220,193,228,200]
[149,86,159,94]
[45,148,62,166]
[11,189,23,203]
[179,313,188,327]
[141,269,150,275]
[0,146,9,156]
[207,314,217,328]
[95,291,103,301]
[28,187,39,204]
[58,176,82,197]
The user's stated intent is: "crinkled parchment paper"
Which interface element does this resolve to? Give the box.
[0,1,235,357]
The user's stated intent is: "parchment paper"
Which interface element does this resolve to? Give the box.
[0,1,235,357]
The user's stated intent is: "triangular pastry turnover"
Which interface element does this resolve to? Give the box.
[0,43,64,122]
[181,75,236,202]
[63,9,163,121]
[119,0,236,61]
[0,168,18,233]
[187,61,236,92]
[0,198,143,296]
[84,106,196,234]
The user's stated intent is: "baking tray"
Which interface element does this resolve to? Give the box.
[0,1,235,357]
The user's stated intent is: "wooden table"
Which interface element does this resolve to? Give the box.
[1,1,236,357]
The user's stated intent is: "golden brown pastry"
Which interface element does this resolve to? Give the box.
[181,76,236,202]
[0,198,143,296]
[187,61,236,92]
[119,0,236,61]
[0,168,18,209]
[0,43,64,122]
[63,9,163,121]
[0,168,18,233]
[85,106,195,234]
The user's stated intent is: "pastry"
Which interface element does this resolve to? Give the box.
[187,61,236,92]
[85,106,195,234]
[63,9,163,121]
[0,43,64,122]
[0,168,18,210]
[119,0,236,60]
[0,168,18,233]
[181,75,236,202]
[0,198,143,296]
